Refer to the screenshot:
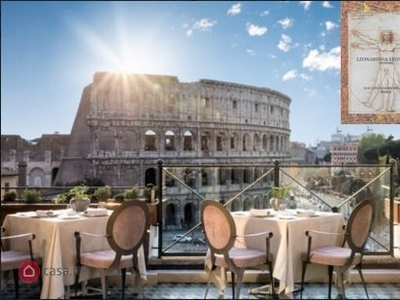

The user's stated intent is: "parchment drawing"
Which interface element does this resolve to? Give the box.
[349,12,400,114]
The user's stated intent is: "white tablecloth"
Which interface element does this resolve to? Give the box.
[2,210,147,299]
[209,209,345,295]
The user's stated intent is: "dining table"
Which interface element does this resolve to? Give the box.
[2,208,147,299]
[208,208,345,298]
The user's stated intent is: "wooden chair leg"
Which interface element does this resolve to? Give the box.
[100,271,107,300]
[300,261,308,300]
[231,271,236,299]
[203,270,213,299]
[328,265,333,299]
[357,266,369,300]
[235,270,245,299]
[121,268,126,299]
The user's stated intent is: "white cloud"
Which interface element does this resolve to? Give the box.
[277,18,294,30]
[282,69,298,81]
[246,49,256,56]
[325,21,338,31]
[228,3,241,16]
[300,1,312,10]
[277,34,292,52]
[322,1,333,8]
[186,18,217,36]
[282,69,311,81]
[247,24,267,37]
[260,10,270,17]
[302,46,340,71]
[193,19,217,31]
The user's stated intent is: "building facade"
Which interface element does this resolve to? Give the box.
[55,73,291,187]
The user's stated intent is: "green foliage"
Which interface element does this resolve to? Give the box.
[271,186,291,199]
[22,189,41,203]
[3,191,17,201]
[94,185,111,202]
[114,193,125,202]
[52,193,69,204]
[123,186,140,200]
[69,185,90,199]
[357,133,386,164]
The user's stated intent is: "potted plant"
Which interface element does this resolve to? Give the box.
[69,185,91,212]
[269,186,291,211]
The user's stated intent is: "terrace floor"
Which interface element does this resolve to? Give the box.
[1,269,399,299]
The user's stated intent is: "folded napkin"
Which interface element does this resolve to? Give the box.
[249,208,274,217]
[84,208,108,216]
[35,210,55,217]
[296,209,315,217]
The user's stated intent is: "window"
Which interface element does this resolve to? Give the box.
[216,136,223,151]
[165,130,175,151]
[183,131,193,151]
[233,100,237,109]
[145,130,156,151]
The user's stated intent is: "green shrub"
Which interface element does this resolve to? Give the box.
[114,193,125,202]
[3,191,17,201]
[94,185,111,202]
[22,189,41,203]
[52,193,69,204]
[123,186,139,200]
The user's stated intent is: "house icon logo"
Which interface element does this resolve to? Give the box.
[18,260,40,283]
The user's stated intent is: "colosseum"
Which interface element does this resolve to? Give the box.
[56,72,291,186]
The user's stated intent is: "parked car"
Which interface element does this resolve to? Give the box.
[193,238,206,245]
[172,234,192,243]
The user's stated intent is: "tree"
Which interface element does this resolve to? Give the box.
[357,133,386,164]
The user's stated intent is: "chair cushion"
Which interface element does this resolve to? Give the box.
[1,250,40,270]
[80,250,135,269]
[305,246,361,266]
[215,247,267,268]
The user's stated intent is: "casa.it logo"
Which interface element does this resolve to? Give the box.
[18,260,40,283]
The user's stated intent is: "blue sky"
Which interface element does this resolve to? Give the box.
[1,1,398,146]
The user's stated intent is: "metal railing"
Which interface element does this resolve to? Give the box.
[156,160,398,258]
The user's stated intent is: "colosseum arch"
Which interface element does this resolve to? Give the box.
[145,130,157,151]
[183,130,194,151]
[243,197,253,210]
[230,199,241,212]
[164,130,176,151]
[269,135,274,151]
[230,132,239,151]
[242,133,251,151]
[165,203,177,229]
